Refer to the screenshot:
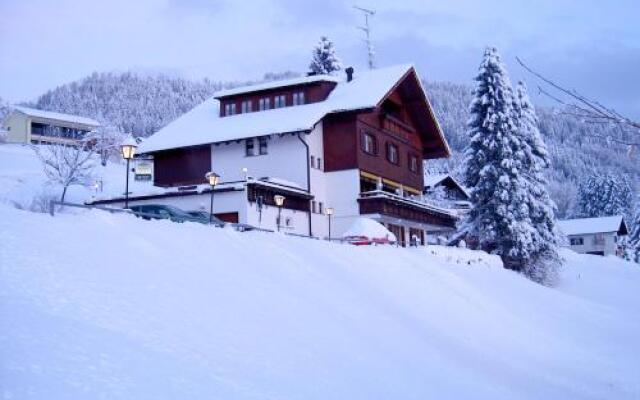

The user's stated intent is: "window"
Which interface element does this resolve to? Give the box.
[241,100,253,113]
[224,102,236,116]
[274,95,286,108]
[259,97,271,111]
[409,154,419,173]
[292,91,305,105]
[245,139,255,156]
[310,155,315,168]
[362,132,377,155]
[386,143,399,164]
[318,202,324,215]
[311,201,317,213]
[258,136,268,155]
[570,237,584,246]
[317,157,322,170]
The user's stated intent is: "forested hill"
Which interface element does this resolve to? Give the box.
[14,71,639,217]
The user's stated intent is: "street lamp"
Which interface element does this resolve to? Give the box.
[205,171,220,224]
[120,136,137,208]
[274,194,285,232]
[325,207,334,240]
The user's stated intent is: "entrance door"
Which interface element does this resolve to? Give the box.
[387,223,405,247]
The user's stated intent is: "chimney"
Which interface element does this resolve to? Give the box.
[345,67,354,82]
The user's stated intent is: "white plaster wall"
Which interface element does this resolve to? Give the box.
[4,113,29,143]
[322,169,361,238]
[567,233,619,256]
[245,201,309,235]
[210,133,308,188]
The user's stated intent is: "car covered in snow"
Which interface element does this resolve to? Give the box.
[128,204,209,224]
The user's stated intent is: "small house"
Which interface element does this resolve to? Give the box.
[557,215,629,256]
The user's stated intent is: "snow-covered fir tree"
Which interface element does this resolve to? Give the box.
[309,36,342,75]
[512,81,561,281]
[626,201,640,264]
[573,172,633,219]
[463,47,559,283]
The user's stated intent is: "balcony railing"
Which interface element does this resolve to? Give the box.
[358,190,457,228]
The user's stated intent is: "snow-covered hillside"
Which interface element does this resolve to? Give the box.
[1,204,639,399]
[1,142,639,399]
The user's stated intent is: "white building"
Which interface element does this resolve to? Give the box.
[90,65,458,245]
[2,106,100,145]
[558,215,629,256]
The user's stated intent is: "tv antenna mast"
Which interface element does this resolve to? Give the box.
[354,5,376,69]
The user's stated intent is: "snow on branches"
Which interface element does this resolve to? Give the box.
[309,36,342,75]
[463,47,560,284]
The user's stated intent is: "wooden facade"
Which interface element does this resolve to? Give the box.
[358,196,457,228]
[217,81,337,117]
[153,145,211,187]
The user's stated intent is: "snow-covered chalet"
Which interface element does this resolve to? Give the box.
[94,65,458,245]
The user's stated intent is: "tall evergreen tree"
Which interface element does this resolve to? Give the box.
[463,47,559,283]
[627,201,640,264]
[512,81,561,281]
[309,36,342,75]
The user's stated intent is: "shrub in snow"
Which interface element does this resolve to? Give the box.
[309,36,342,75]
[32,137,96,203]
[87,125,128,166]
[462,47,560,285]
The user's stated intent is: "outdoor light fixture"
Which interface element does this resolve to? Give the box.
[274,194,285,231]
[120,136,137,209]
[242,167,249,181]
[205,171,220,224]
[325,207,334,240]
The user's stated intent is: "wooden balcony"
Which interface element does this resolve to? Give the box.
[357,190,457,228]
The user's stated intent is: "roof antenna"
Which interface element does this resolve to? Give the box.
[354,5,376,69]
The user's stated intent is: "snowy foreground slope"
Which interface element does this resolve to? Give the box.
[1,206,639,399]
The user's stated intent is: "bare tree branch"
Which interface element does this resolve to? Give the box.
[517,57,640,147]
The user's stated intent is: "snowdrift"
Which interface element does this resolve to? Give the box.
[1,205,639,400]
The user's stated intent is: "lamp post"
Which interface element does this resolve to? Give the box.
[325,207,334,240]
[120,136,137,208]
[274,194,285,232]
[205,172,220,224]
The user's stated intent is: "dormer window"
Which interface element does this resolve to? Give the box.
[292,91,305,105]
[224,103,237,116]
[274,95,286,108]
[241,100,253,113]
[259,98,271,111]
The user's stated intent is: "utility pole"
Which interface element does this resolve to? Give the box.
[354,5,376,69]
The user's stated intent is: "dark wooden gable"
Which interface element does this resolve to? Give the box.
[378,68,450,159]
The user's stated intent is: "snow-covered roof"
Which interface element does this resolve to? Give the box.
[139,64,443,154]
[13,106,100,127]
[557,216,628,236]
[213,75,341,98]
[424,174,449,187]
[424,173,470,198]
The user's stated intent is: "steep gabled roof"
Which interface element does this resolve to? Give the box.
[139,64,448,157]
[13,106,100,127]
[558,215,629,236]
[424,174,470,199]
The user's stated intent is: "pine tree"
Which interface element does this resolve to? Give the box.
[309,36,342,75]
[573,172,633,219]
[627,201,640,264]
[512,81,561,282]
[463,47,559,284]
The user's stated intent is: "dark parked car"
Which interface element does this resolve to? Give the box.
[186,211,225,227]
[128,204,208,224]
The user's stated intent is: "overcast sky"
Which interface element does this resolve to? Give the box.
[1,0,639,117]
